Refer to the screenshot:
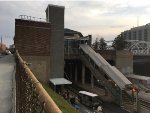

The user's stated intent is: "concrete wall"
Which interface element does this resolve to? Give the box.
[116,50,133,74]
[95,50,133,75]
[22,56,50,83]
[133,56,150,76]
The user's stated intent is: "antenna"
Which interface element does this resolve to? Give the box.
[137,16,139,27]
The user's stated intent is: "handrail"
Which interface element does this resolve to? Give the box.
[16,51,62,113]
[19,15,46,22]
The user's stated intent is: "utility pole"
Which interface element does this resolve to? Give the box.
[0,36,2,51]
[137,16,139,27]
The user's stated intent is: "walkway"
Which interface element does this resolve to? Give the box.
[0,55,15,113]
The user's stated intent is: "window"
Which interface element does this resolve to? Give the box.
[133,31,136,40]
[138,30,142,40]
[129,31,131,40]
[144,28,148,41]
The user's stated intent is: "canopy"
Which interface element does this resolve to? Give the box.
[49,78,72,85]
[79,91,98,97]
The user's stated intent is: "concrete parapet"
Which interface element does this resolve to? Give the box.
[22,56,50,82]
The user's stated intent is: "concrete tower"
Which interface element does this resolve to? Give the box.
[46,4,65,78]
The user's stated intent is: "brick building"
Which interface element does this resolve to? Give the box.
[15,19,51,82]
[14,5,64,82]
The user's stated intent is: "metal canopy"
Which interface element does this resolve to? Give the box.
[79,91,98,97]
[49,78,72,85]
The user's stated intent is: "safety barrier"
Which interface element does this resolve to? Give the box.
[15,51,62,113]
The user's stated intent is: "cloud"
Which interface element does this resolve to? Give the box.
[1,0,150,46]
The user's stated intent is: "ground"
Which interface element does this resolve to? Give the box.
[0,55,15,113]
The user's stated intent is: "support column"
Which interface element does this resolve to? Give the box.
[120,89,122,106]
[82,64,85,85]
[75,64,78,82]
[91,74,94,88]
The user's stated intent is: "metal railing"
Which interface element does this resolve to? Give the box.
[19,15,46,22]
[15,51,62,113]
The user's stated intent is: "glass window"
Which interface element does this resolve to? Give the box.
[133,31,136,40]
[138,30,142,40]
[144,28,148,41]
[129,31,131,40]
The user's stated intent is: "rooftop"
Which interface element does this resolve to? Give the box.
[64,28,83,37]
[49,78,72,85]
[79,91,98,97]
[19,15,46,23]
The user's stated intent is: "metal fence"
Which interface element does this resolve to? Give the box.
[19,15,46,22]
[15,51,62,113]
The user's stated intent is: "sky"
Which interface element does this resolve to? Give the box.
[1,0,150,47]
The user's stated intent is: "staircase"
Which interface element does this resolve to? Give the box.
[79,44,132,106]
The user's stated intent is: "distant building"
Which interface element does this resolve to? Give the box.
[0,43,6,53]
[64,28,83,38]
[9,44,15,54]
[121,24,150,41]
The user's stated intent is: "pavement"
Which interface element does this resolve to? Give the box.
[0,55,15,113]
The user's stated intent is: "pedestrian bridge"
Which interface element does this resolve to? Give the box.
[79,44,131,89]
[79,44,133,105]
[64,40,136,106]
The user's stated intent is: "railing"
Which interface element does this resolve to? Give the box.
[19,15,46,22]
[15,51,62,113]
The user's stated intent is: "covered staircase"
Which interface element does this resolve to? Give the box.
[79,44,133,106]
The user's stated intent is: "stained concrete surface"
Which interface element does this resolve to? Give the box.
[0,55,15,113]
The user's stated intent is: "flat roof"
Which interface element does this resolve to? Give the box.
[49,78,72,85]
[126,74,150,81]
[79,91,98,97]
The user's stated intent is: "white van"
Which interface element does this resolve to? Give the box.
[79,91,103,111]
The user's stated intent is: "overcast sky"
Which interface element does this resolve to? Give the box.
[1,0,150,46]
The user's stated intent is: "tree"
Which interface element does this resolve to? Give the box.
[93,38,99,50]
[112,34,126,50]
[99,38,107,50]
